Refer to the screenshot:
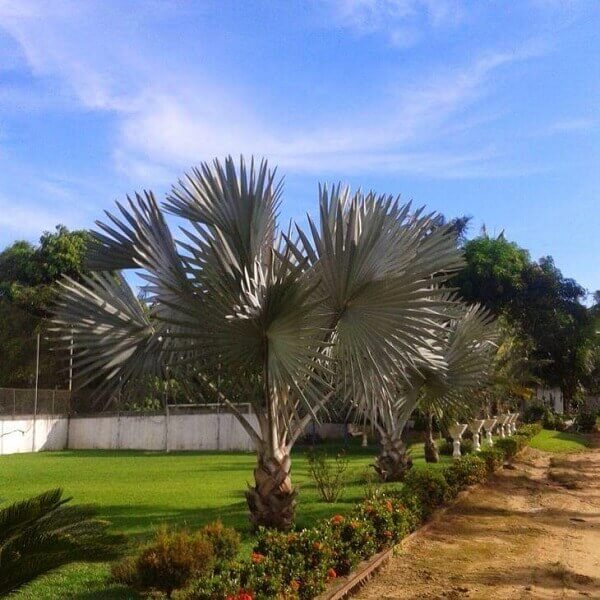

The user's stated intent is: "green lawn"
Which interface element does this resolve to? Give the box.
[1,441,449,599]
[528,428,591,453]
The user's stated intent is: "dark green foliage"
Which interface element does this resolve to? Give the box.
[0,489,112,596]
[443,455,488,495]
[438,438,473,456]
[494,437,521,460]
[516,423,543,439]
[575,409,598,433]
[453,233,600,408]
[542,408,567,431]
[111,526,215,596]
[399,467,452,520]
[0,225,90,388]
[478,447,505,473]
[523,403,546,423]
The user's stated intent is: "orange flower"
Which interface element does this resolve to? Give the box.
[330,514,345,525]
[383,530,393,538]
[313,541,323,551]
[291,579,301,591]
[237,591,254,600]
[326,568,337,580]
[251,551,264,564]
[385,500,393,512]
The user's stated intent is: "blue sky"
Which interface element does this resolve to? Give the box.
[0,1,598,294]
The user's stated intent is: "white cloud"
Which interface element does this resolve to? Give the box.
[0,0,543,183]
[327,0,464,46]
[541,118,597,135]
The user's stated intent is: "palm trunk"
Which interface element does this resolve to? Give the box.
[374,432,413,482]
[424,412,439,463]
[245,450,297,531]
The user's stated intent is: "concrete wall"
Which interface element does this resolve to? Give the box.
[0,416,68,455]
[535,386,564,414]
[0,412,259,455]
[0,413,351,455]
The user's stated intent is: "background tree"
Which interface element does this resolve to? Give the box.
[0,226,90,388]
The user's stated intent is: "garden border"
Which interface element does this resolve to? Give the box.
[315,452,519,600]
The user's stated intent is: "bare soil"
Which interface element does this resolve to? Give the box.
[354,442,600,599]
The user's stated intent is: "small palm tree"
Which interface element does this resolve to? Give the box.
[0,489,111,595]
[362,302,497,479]
[52,157,464,529]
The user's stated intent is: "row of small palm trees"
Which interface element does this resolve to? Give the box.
[51,156,497,530]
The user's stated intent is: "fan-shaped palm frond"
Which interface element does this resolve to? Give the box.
[0,489,112,595]
[51,155,467,528]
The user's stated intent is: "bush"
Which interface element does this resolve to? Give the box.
[199,521,240,563]
[495,437,521,460]
[443,455,487,496]
[306,449,349,502]
[438,438,473,456]
[575,410,598,433]
[112,526,215,596]
[479,447,504,473]
[523,403,545,423]
[399,467,452,520]
[542,408,567,431]
[516,423,542,440]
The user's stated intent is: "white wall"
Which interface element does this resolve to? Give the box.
[0,413,348,455]
[0,416,68,455]
[0,413,259,455]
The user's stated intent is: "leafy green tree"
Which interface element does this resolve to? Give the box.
[453,234,529,314]
[0,226,89,387]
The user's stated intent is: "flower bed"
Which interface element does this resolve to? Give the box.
[114,426,538,600]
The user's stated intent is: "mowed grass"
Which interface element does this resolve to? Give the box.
[1,440,450,599]
[529,428,591,453]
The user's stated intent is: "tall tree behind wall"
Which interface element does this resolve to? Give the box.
[0,226,90,388]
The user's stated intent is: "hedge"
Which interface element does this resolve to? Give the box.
[115,431,535,600]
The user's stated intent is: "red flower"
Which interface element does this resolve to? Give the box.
[251,552,265,564]
[330,514,345,525]
[326,568,337,580]
[237,591,254,600]
[383,530,393,538]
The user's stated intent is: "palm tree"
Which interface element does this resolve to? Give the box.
[0,489,111,595]
[362,302,497,477]
[51,157,463,529]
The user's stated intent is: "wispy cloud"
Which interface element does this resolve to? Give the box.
[0,1,545,184]
[540,117,597,135]
[326,0,464,47]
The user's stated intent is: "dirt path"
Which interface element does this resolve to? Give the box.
[355,444,600,600]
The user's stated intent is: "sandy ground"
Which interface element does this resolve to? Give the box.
[354,443,600,600]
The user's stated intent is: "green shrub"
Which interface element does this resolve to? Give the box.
[400,467,452,520]
[174,570,239,600]
[306,449,349,503]
[438,438,473,456]
[575,410,598,433]
[479,447,504,473]
[443,455,487,495]
[523,403,545,423]
[495,437,521,460]
[111,526,215,596]
[199,521,240,563]
[516,423,542,440]
[542,408,567,431]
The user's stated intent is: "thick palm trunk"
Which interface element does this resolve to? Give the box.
[424,412,439,463]
[374,433,413,481]
[245,451,297,531]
